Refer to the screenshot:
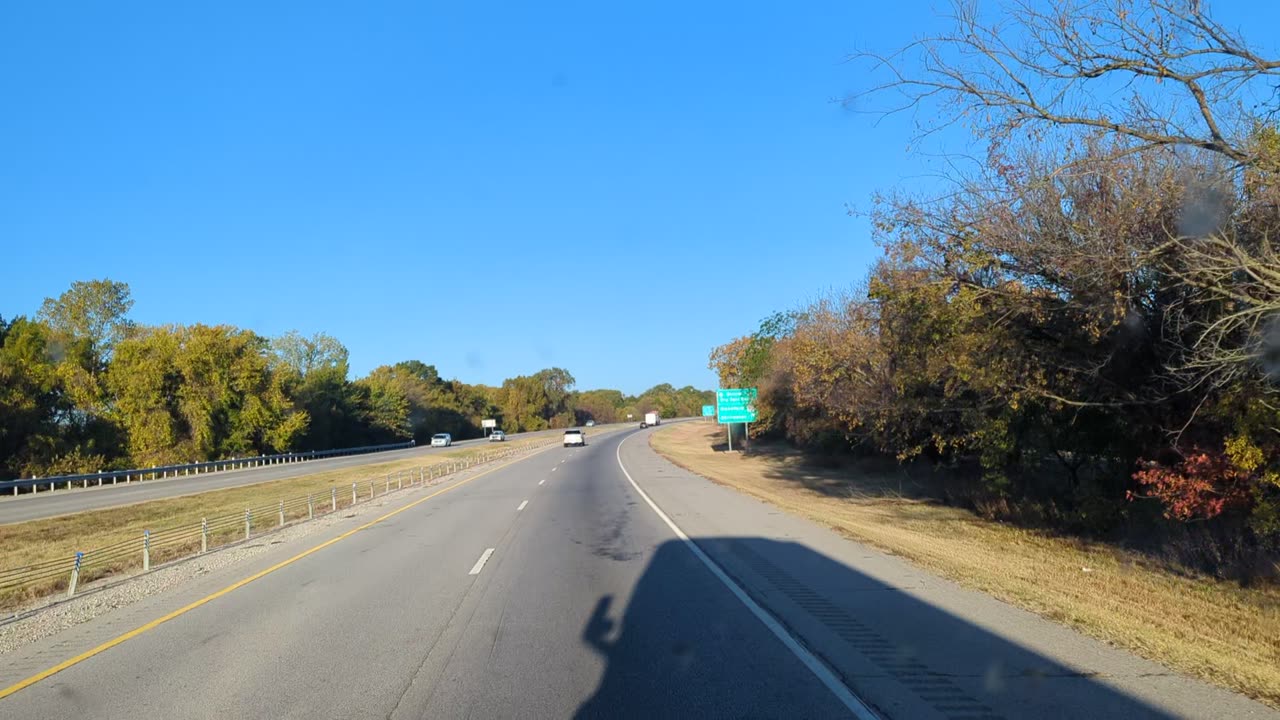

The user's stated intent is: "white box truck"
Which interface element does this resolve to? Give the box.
[643,412,660,428]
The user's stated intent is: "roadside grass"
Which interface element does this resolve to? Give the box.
[0,432,589,612]
[650,421,1280,708]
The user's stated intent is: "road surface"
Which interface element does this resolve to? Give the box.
[0,427,596,526]
[0,427,1273,719]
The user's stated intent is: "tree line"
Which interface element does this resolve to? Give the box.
[712,0,1280,579]
[0,281,711,479]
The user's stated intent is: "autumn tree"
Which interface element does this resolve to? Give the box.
[0,317,94,477]
[270,331,360,450]
[109,325,306,465]
[496,368,577,432]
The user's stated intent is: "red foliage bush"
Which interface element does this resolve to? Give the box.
[1131,451,1254,521]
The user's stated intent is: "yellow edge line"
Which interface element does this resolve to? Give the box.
[0,448,547,702]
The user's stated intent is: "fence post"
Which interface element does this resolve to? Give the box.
[352,483,357,506]
[68,552,83,598]
[244,509,251,540]
[369,481,374,500]
[418,467,424,485]
[278,500,285,527]
[385,475,390,494]
[332,487,337,512]
[308,494,314,520]
[201,518,208,554]
[398,473,402,490]
[142,530,151,572]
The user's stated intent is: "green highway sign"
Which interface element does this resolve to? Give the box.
[702,405,715,417]
[716,388,758,424]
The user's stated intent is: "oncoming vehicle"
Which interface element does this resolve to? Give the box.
[563,429,585,448]
[585,420,596,427]
[430,433,452,447]
[489,430,506,442]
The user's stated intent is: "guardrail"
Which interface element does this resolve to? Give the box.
[0,440,416,497]
[0,435,567,617]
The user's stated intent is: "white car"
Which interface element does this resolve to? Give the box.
[430,433,452,447]
[563,429,585,448]
[489,430,506,442]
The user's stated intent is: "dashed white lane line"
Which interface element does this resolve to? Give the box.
[538,479,546,486]
[517,500,528,511]
[469,548,496,575]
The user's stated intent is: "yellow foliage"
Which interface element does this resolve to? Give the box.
[1226,434,1266,474]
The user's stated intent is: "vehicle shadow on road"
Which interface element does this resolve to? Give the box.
[575,537,1185,720]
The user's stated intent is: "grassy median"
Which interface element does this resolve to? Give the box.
[0,431,595,612]
[651,421,1280,708]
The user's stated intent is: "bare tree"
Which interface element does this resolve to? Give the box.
[856,0,1280,390]
[852,0,1280,166]
[1159,230,1280,388]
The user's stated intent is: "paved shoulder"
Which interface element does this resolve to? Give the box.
[619,429,1278,720]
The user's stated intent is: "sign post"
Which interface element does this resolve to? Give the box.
[715,388,758,452]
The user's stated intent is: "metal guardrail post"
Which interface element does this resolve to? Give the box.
[351,483,357,506]
[201,518,208,554]
[331,487,337,512]
[385,475,390,494]
[278,500,285,527]
[397,473,402,490]
[143,530,151,572]
[369,481,374,500]
[68,552,83,598]
[244,509,251,540]
[308,494,314,520]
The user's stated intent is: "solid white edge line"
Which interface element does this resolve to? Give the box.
[517,500,528,511]
[615,433,879,720]
[469,548,495,575]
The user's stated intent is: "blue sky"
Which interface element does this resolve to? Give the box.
[2,1,1272,395]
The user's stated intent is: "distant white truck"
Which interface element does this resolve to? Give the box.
[641,412,660,428]
[563,429,585,448]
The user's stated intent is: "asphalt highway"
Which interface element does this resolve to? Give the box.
[0,426,1273,719]
[0,427,594,526]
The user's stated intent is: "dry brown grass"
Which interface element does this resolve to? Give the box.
[0,433,582,611]
[651,422,1280,707]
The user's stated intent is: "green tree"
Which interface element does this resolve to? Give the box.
[109,325,307,465]
[270,330,348,378]
[270,331,361,450]
[354,373,412,442]
[0,317,78,477]
[573,389,626,424]
[496,368,577,432]
[37,279,134,362]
